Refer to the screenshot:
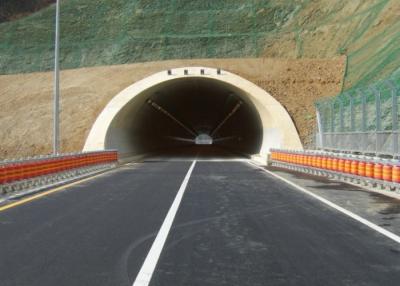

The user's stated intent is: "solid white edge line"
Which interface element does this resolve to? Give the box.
[132,160,197,286]
[247,161,400,244]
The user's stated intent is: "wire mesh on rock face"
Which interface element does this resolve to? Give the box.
[315,68,400,156]
[0,0,299,74]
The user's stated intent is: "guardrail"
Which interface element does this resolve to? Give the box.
[0,150,118,197]
[270,149,400,193]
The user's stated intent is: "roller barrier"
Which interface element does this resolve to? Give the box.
[270,149,400,193]
[0,150,118,196]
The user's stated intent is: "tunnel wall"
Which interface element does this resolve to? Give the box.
[83,67,302,159]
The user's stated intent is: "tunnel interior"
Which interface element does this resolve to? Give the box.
[105,77,264,159]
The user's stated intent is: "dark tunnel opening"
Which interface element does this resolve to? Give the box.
[105,77,264,159]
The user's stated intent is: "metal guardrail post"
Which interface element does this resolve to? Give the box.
[370,86,381,155]
[330,100,335,133]
[349,93,356,152]
[316,108,324,149]
[339,97,345,150]
[386,80,398,156]
[349,93,355,131]
[339,97,344,132]
[359,89,367,153]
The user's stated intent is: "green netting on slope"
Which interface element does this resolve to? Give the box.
[316,67,400,133]
[0,0,301,74]
[339,0,399,89]
[267,0,399,90]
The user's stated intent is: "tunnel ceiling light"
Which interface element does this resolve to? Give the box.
[210,101,243,137]
[147,99,198,137]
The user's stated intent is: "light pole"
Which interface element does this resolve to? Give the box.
[53,0,60,154]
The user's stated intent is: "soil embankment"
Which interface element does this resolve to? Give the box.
[0,58,344,159]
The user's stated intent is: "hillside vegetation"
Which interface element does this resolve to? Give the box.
[0,0,398,89]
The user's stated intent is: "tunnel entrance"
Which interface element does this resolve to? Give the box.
[84,67,302,161]
[126,77,263,158]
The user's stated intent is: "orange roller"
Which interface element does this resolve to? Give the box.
[327,156,333,170]
[307,154,313,166]
[300,154,305,165]
[296,153,301,165]
[337,157,344,172]
[311,154,317,168]
[344,158,352,174]
[332,156,339,172]
[392,163,400,184]
[373,160,383,181]
[382,163,392,182]
[316,155,322,169]
[365,160,374,179]
[350,158,358,175]
[321,155,327,169]
[357,160,366,177]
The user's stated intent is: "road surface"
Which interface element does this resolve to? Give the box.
[0,159,399,286]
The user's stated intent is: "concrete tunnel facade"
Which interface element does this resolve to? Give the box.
[83,67,302,159]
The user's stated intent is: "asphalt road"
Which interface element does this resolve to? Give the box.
[0,160,399,286]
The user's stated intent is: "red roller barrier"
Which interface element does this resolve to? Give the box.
[0,151,118,186]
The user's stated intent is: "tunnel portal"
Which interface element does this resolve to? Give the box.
[84,67,302,160]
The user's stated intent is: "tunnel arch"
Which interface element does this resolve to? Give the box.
[83,67,302,159]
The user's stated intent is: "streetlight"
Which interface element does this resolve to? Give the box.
[53,0,60,154]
